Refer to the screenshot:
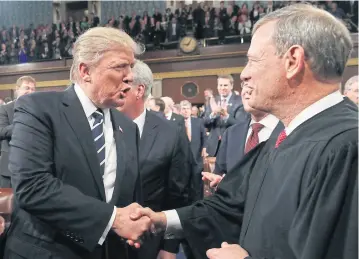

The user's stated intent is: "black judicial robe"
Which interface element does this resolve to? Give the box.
[176,99,358,259]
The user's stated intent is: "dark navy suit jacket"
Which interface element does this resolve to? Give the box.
[214,117,284,175]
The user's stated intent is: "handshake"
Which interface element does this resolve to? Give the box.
[111,203,167,248]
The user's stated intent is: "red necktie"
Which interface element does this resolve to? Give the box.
[245,123,264,153]
[275,130,287,148]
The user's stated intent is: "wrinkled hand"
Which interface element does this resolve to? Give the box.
[202,172,224,189]
[128,207,167,246]
[207,242,249,259]
[111,203,152,248]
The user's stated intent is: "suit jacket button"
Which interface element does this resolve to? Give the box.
[75,238,79,242]
[79,239,84,244]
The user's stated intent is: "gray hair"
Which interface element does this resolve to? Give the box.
[253,3,353,82]
[132,59,153,99]
[70,27,141,82]
[180,100,192,108]
[344,75,358,91]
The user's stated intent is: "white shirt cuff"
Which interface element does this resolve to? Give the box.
[98,206,116,245]
[163,210,184,239]
[222,114,229,121]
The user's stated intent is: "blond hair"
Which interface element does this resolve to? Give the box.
[217,74,234,85]
[70,27,142,82]
[16,76,36,88]
[180,100,192,108]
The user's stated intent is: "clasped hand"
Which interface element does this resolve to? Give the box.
[111,203,165,248]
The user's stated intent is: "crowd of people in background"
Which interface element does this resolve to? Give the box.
[0,0,357,65]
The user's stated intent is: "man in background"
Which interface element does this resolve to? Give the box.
[117,60,193,259]
[180,100,206,201]
[203,85,283,188]
[191,106,199,117]
[147,97,166,117]
[343,75,358,105]
[204,74,245,157]
[0,76,36,187]
[161,96,185,127]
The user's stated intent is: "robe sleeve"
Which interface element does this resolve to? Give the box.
[286,141,358,259]
[176,147,264,258]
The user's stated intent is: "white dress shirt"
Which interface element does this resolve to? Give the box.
[133,109,147,138]
[74,84,117,245]
[164,90,344,237]
[246,114,279,144]
[165,111,173,120]
[185,117,192,137]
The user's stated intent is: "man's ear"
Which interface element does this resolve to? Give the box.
[283,45,305,81]
[137,84,146,99]
[79,63,91,82]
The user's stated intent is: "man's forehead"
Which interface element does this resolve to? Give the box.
[21,81,35,87]
[249,22,276,56]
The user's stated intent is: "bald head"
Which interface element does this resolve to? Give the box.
[344,76,358,105]
[161,96,175,114]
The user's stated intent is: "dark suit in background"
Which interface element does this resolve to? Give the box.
[0,101,15,187]
[188,117,206,201]
[5,87,142,259]
[166,22,181,41]
[204,94,245,157]
[137,111,192,258]
[214,118,284,175]
[167,112,185,128]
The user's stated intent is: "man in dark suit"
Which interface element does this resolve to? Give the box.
[0,76,36,188]
[4,27,151,259]
[117,60,193,259]
[166,17,181,41]
[179,100,206,201]
[203,89,283,188]
[204,74,246,157]
[161,96,185,128]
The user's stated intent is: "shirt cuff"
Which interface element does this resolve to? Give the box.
[98,206,116,245]
[209,113,217,119]
[163,210,184,239]
[222,114,229,121]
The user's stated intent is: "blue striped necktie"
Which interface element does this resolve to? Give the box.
[91,109,105,176]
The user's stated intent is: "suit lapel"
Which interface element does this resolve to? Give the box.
[61,86,106,200]
[109,109,128,206]
[139,112,159,170]
[239,120,250,157]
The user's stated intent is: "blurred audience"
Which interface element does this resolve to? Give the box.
[0,1,355,66]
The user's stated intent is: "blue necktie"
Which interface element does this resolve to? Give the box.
[92,109,105,175]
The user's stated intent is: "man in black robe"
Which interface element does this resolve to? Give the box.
[130,4,358,259]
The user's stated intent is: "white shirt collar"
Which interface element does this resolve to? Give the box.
[74,83,98,119]
[250,114,279,130]
[285,91,343,136]
[221,92,232,102]
[165,111,173,120]
[133,109,147,138]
